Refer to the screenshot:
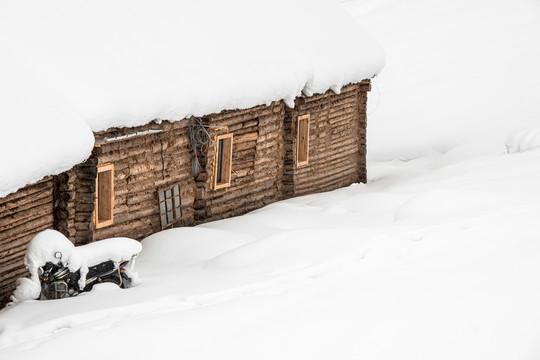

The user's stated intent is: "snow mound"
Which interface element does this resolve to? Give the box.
[505,128,540,154]
[24,230,81,273]
[76,238,143,268]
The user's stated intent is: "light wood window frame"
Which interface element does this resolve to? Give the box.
[158,183,182,229]
[95,163,114,229]
[296,114,310,167]
[212,133,233,190]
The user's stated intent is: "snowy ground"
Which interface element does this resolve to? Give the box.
[1,151,540,359]
[1,1,540,359]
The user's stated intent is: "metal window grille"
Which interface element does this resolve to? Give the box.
[158,184,182,229]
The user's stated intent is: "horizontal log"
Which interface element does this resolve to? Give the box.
[0,186,53,215]
[234,132,258,143]
[0,248,27,268]
[0,214,54,244]
[0,178,52,205]
[0,181,53,212]
[233,140,257,152]
[0,267,30,286]
[295,174,358,196]
[0,197,53,230]
[94,217,156,241]
[0,203,53,233]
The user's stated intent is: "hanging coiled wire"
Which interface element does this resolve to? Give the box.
[189,117,211,177]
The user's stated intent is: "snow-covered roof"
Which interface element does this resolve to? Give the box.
[0,0,385,198]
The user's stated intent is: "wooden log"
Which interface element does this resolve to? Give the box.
[0,204,54,234]
[0,221,51,255]
[0,182,52,214]
[234,132,258,143]
[0,199,53,231]
[0,186,52,215]
[233,140,257,152]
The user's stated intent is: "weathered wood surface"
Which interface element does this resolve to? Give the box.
[195,101,286,223]
[0,178,55,307]
[283,82,369,197]
[56,120,198,243]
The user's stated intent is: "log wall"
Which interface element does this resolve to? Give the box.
[55,155,98,245]
[56,120,197,243]
[0,178,55,307]
[283,82,369,197]
[93,120,196,241]
[194,101,286,222]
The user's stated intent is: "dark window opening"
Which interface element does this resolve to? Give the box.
[296,114,310,167]
[95,163,114,229]
[213,133,233,190]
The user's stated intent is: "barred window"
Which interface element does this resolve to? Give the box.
[158,184,182,229]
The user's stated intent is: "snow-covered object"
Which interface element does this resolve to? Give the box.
[76,238,143,268]
[76,237,142,289]
[0,0,384,197]
[24,230,82,274]
[11,230,142,304]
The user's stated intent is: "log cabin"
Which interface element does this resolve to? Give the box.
[0,0,384,307]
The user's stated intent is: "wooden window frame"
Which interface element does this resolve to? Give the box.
[212,133,233,190]
[296,114,310,167]
[158,184,183,229]
[94,163,114,229]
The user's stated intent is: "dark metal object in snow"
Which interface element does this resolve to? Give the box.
[39,258,135,300]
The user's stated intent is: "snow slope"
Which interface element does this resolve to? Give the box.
[1,1,540,359]
[1,150,540,360]
[0,0,383,197]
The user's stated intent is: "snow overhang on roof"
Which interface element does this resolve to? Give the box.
[0,0,385,197]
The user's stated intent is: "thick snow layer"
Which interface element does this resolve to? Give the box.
[24,230,81,273]
[0,0,383,197]
[76,238,142,268]
[0,47,94,198]
[11,230,142,304]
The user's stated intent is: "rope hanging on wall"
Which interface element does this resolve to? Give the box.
[188,117,208,177]
[189,117,230,178]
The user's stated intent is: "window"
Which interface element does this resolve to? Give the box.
[296,114,310,167]
[95,163,114,229]
[212,133,233,190]
[158,184,182,229]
